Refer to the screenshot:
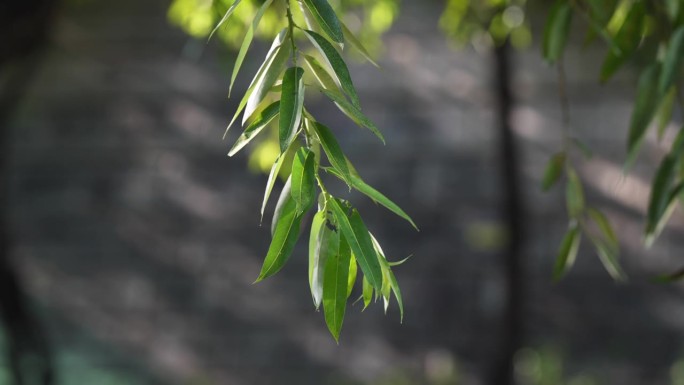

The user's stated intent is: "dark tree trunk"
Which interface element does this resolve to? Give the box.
[488,41,525,385]
[0,1,59,384]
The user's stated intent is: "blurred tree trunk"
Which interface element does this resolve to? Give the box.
[0,1,59,384]
[488,41,525,385]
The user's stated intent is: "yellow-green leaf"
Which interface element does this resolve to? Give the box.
[229,101,280,156]
[599,2,646,82]
[319,87,385,144]
[341,21,379,67]
[208,0,242,41]
[256,191,303,282]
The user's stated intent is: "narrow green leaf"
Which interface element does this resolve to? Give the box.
[319,88,385,144]
[228,101,280,156]
[326,166,418,230]
[271,176,292,236]
[310,121,352,186]
[243,30,292,125]
[666,0,680,21]
[279,67,305,153]
[659,27,684,96]
[590,236,626,282]
[329,200,383,290]
[302,0,344,44]
[304,30,360,107]
[362,276,372,310]
[341,21,379,67]
[652,266,684,283]
[225,29,288,137]
[566,168,584,218]
[553,223,581,281]
[371,235,403,321]
[229,0,274,96]
[315,217,341,309]
[208,0,242,41]
[261,153,287,221]
[388,255,411,267]
[323,235,351,342]
[542,0,573,64]
[541,152,566,191]
[600,2,645,82]
[645,154,682,247]
[627,64,662,168]
[347,254,357,299]
[309,210,326,307]
[587,208,618,251]
[291,147,316,213]
[657,87,676,141]
[256,192,303,282]
[303,54,339,92]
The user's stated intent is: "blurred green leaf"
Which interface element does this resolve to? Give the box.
[541,152,566,191]
[600,2,645,82]
[652,266,684,283]
[302,0,344,44]
[229,101,280,156]
[657,87,676,141]
[627,63,661,167]
[323,235,351,342]
[590,235,626,281]
[230,0,274,96]
[658,27,684,96]
[553,223,580,281]
[208,0,242,41]
[279,67,306,152]
[542,0,573,64]
[566,167,584,218]
[341,21,379,67]
[587,208,619,251]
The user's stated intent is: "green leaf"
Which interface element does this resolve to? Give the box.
[541,152,566,191]
[590,236,626,282]
[587,208,618,251]
[666,0,680,21]
[309,210,326,307]
[652,266,684,283]
[323,235,351,342]
[225,29,288,137]
[325,167,417,230]
[329,199,383,290]
[371,235,403,321]
[279,67,305,153]
[314,215,341,309]
[599,2,645,82]
[243,30,292,125]
[271,176,292,236]
[566,168,584,218]
[658,27,684,96]
[208,0,242,41]
[388,255,412,267]
[347,254,357,299]
[627,63,661,168]
[302,0,344,45]
[341,21,379,67]
[319,88,385,144]
[645,155,680,247]
[362,276,373,310]
[310,121,352,186]
[261,153,287,221]
[657,87,676,141]
[228,101,280,156]
[553,223,581,281]
[256,191,303,282]
[542,0,573,64]
[303,54,339,92]
[291,147,316,213]
[229,0,274,96]
[304,30,360,107]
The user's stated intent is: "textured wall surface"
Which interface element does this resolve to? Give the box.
[4,0,684,384]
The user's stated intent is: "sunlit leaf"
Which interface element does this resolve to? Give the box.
[541,152,566,191]
[229,101,280,156]
[658,27,684,96]
[341,21,379,67]
[304,29,360,107]
[542,0,573,64]
[271,176,292,235]
[256,188,303,282]
[362,276,373,310]
[261,152,287,221]
[627,63,661,168]
[323,235,351,342]
[208,0,242,41]
[566,167,584,218]
[291,147,316,214]
[319,87,385,143]
[553,223,580,281]
[230,0,274,96]
[600,2,645,82]
[309,210,326,307]
[371,235,403,321]
[279,67,305,152]
[302,0,344,44]
[310,121,352,186]
[325,166,417,230]
[303,54,339,91]
[329,199,383,290]
[347,254,357,299]
[388,255,412,267]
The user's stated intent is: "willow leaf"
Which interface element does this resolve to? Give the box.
[323,235,351,342]
[659,27,684,96]
[304,30,360,107]
[590,236,626,282]
[309,210,326,307]
[627,64,662,167]
[566,168,585,218]
[279,67,305,153]
[208,0,243,41]
[347,254,357,299]
[541,152,566,191]
[302,0,344,44]
[228,101,280,156]
[319,88,385,143]
[329,200,383,290]
[657,87,676,141]
[310,121,352,186]
[553,224,580,282]
[600,2,645,82]
[291,147,316,214]
[230,0,273,96]
[341,21,379,67]
[587,208,618,251]
[271,177,292,236]
[256,192,303,282]
[362,276,372,310]
[261,153,287,221]
[542,0,573,64]
[303,54,339,91]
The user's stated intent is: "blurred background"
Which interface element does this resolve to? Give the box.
[2,0,684,384]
